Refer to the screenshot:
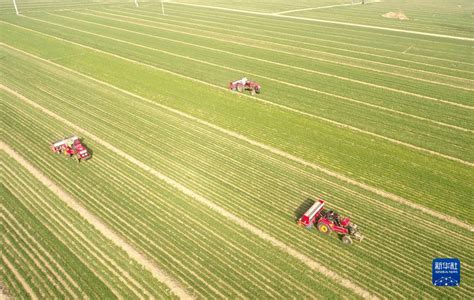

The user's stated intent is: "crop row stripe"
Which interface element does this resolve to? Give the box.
[4,84,470,296]
[8,56,470,248]
[2,104,284,298]
[0,141,192,299]
[1,102,235,298]
[54,11,474,105]
[2,211,79,298]
[2,43,471,231]
[32,89,434,296]
[167,2,474,41]
[2,235,64,297]
[2,106,344,298]
[0,252,38,300]
[1,159,146,298]
[1,84,375,298]
[5,19,474,161]
[90,8,474,88]
[2,24,472,168]
[3,86,358,298]
[2,180,154,299]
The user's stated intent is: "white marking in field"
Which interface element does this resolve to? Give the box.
[1,86,376,299]
[93,9,474,94]
[2,160,163,299]
[2,44,473,233]
[4,19,474,165]
[168,2,474,41]
[0,139,192,300]
[273,3,360,15]
[0,254,38,300]
[403,45,414,54]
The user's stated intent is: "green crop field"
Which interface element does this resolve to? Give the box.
[1,0,473,298]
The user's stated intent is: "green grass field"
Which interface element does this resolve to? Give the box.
[1,0,473,298]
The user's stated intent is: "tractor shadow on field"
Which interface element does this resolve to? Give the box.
[294,198,315,221]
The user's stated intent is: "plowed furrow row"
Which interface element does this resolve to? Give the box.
[2,212,78,298]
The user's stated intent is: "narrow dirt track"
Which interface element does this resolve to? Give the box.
[1,85,376,299]
[0,141,192,300]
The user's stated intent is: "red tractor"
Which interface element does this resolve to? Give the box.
[51,136,91,162]
[229,77,261,95]
[298,200,363,244]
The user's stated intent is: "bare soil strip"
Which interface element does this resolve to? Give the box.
[168,2,474,41]
[1,86,374,299]
[2,47,472,231]
[0,141,192,300]
[1,255,38,300]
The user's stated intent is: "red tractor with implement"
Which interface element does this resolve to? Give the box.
[229,77,261,95]
[298,200,363,244]
[51,136,91,162]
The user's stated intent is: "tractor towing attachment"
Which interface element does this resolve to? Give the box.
[297,200,363,244]
[229,77,261,95]
[51,136,91,162]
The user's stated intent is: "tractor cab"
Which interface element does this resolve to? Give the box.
[51,136,91,162]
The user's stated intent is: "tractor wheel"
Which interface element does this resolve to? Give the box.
[317,223,332,235]
[251,89,256,96]
[342,235,353,244]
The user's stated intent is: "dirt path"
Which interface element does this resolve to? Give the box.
[169,2,474,41]
[1,86,375,298]
[0,141,192,300]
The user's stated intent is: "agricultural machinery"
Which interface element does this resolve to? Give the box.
[51,136,91,162]
[297,200,363,244]
[228,77,261,95]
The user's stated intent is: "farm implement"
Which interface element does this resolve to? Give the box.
[51,136,91,162]
[298,200,363,244]
[229,77,261,95]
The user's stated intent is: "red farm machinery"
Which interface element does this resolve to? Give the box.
[228,77,261,95]
[51,136,91,162]
[298,200,363,244]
